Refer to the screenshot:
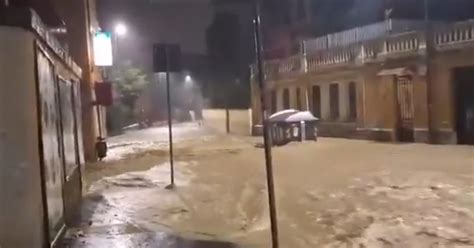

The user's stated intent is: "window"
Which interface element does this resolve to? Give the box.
[283,88,290,109]
[271,90,277,114]
[330,84,339,120]
[349,82,357,121]
[312,85,321,118]
[296,87,302,110]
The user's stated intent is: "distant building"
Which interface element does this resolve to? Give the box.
[261,0,314,59]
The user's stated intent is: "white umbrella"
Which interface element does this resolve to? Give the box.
[285,111,319,122]
[269,109,298,122]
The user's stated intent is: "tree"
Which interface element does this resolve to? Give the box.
[112,61,150,112]
[107,61,151,131]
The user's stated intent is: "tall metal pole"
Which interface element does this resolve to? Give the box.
[253,1,279,247]
[424,0,434,143]
[165,46,175,187]
[113,34,118,65]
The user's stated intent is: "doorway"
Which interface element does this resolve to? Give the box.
[311,85,321,118]
[270,90,277,114]
[348,82,357,121]
[329,84,339,120]
[296,88,302,110]
[283,88,290,109]
[396,76,415,142]
[454,67,474,145]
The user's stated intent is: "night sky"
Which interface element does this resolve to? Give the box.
[97,0,214,71]
[97,0,474,73]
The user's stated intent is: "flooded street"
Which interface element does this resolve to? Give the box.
[63,124,474,248]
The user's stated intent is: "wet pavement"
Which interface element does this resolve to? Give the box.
[63,124,474,248]
[104,122,215,161]
[62,229,237,248]
[60,123,241,248]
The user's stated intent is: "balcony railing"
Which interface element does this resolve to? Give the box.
[255,20,474,81]
[277,55,302,75]
[308,46,357,70]
[435,21,474,46]
[383,31,423,55]
[304,19,425,53]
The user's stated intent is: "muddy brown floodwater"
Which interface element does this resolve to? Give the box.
[66,128,474,248]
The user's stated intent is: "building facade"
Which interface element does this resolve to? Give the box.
[6,0,104,163]
[0,7,85,247]
[51,0,105,162]
[251,19,474,145]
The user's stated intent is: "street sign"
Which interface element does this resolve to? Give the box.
[95,82,113,106]
[93,32,113,66]
[153,43,182,188]
[153,43,182,72]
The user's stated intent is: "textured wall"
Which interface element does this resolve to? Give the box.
[203,109,251,136]
[0,27,45,248]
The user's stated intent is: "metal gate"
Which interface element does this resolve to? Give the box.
[396,76,415,142]
[37,47,66,243]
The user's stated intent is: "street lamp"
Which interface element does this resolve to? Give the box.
[114,23,127,37]
[113,23,127,66]
[185,74,192,83]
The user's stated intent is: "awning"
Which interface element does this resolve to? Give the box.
[377,67,415,76]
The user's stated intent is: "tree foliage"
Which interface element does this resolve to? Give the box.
[112,61,150,111]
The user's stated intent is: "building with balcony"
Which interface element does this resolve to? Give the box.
[251,19,474,145]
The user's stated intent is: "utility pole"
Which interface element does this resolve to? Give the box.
[424,0,434,143]
[165,46,175,188]
[253,0,279,247]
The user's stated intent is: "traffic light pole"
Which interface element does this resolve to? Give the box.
[253,0,279,247]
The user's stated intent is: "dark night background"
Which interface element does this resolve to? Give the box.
[96,0,474,108]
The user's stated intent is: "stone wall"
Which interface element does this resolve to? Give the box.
[203,109,251,136]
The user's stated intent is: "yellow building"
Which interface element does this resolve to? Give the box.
[251,19,474,145]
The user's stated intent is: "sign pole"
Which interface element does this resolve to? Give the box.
[165,46,175,188]
[253,0,279,247]
[153,43,181,188]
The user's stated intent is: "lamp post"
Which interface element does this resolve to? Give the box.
[113,23,127,64]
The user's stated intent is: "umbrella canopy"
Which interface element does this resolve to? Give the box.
[286,111,319,122]
[269,109,298,122]
[269,110,319,123]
